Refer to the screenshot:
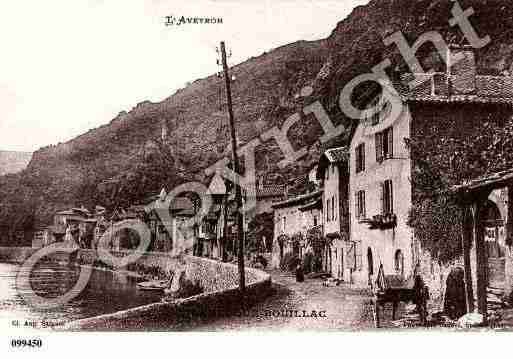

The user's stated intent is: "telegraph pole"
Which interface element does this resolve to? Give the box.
[220,41,245,293]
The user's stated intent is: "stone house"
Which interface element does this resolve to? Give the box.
[255,178,285,215]
[316,147,351,281]
[133,189,195,254]
[271,189,323,269]
[348,44,513,294]
[32,227,52,248]
[51,207,97,248]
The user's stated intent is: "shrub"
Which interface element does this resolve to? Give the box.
[253,254,268,268]
[303,252,314,274]
[280,252,299,271]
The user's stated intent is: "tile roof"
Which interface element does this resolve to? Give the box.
[207,174,227,195]
[452,168,513,194]
[316,146,348,179]
[170,197,194,211]
[324,147,349,163]
[392,73,513,105]
[272,190,323,209]
[298,197,322,211]
[257,184,285,198]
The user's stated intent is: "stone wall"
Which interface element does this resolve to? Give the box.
[0,246,37,262]
[63,259,271,331]
[0,246,271,330]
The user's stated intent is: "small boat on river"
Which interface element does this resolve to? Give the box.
[136,279,170,291]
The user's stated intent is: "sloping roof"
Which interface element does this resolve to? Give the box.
[257,184,285,198]
[393,73,513,105]
[207,174,227,196]
[71,207,90,214]
[48,224,66,235]
[324,147,349,163]
[298,197,322,211]
[171,197,194,211]
[272,190,323,209]
[316,146,348,179]
[56,210,75,216]
[175,208,195,217]
[129,205,147,213]
[452,168,513,195]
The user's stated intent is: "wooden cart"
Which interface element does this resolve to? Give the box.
[372,264,428,328]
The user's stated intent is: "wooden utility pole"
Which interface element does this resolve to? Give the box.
[220,41,245,293]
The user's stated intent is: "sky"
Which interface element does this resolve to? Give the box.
[0,0,368,152]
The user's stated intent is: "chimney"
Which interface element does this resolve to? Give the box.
[448,44,476,95]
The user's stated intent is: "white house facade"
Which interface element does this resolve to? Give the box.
[349,92,414,287]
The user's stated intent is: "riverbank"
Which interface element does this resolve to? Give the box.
[0,246,272,331]
[63,256,272,331]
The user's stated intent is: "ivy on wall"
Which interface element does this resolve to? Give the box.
[407,104,513,264]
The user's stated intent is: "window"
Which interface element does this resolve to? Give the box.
[394,249,404,275]
[381,180,394,215]
[282,216,286,233]
[370,95,392,126]
[370,97,380,125]
[375,127,393,163]
[355,190,366,219]
[367,248,374,276]
[355,143,365,173]
[326,166,329,180]
[331,196,335,221]
[326,199,330,222]
[313,215,318,227]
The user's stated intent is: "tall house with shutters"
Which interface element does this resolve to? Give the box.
[349,85,413,287]
[348,44,513,290]
[316,147,351,281]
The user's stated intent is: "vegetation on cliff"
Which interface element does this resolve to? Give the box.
[4,0,513,249]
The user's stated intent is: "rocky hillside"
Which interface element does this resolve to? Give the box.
[3,0,513,235]
[0,151,32,176]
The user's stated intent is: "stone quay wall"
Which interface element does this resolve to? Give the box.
[64,261,270,331]
[0,246,272,330]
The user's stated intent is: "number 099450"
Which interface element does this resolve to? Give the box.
[11,339,42,348]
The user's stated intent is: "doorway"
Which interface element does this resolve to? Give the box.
[481,200,506,288]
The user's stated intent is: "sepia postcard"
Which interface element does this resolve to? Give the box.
[2,0,513,356]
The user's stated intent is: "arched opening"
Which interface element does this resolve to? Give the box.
[481,199,505,288]
[394,249,404,276]
[367,247,374,276]
[277,235,288,262]
[481,200,505,259]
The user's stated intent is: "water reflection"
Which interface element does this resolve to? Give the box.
[0,261,162,327]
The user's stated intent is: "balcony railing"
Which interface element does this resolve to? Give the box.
[360,213,397,230]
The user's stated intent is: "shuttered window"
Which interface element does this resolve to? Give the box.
[331,196,335,221]
[347,241,363,271]
[356,190,366,219]
[385,127,393,159]
[375,127,393,163]
[375,132,383,163]
[382,180,394,215]
[355,143,365,173]
[326,199,330,222]
[355,241,363,270]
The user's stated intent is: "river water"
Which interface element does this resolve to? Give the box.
[0,261,162,329]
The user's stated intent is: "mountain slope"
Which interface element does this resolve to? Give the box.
[0,151,32,176]
[3,0,513,236]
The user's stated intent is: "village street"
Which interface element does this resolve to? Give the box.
[179,270,378,331]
